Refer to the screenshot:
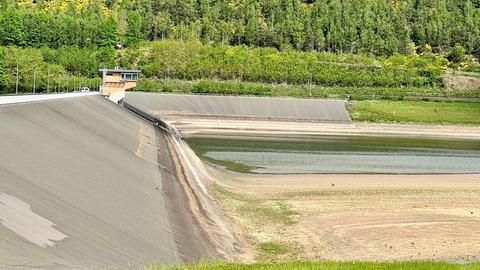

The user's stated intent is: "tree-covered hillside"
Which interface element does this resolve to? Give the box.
[0,0,480,56]
[1,0,480,95]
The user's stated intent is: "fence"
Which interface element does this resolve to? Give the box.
[0,63,102,95]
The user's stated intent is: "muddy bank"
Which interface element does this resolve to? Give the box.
[158,127,243,261]
[207,165,480,262]
[166,117,480,140]
[166,123,480,262]
[208,166,480,194]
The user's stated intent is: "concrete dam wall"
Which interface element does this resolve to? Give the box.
[124,93,352,123]
[0,91,352,269]
[0,95,234,269]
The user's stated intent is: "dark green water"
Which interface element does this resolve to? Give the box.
[187,136,480,174]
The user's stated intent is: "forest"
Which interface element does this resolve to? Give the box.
[1,0,480,55]
[0,0,480,94]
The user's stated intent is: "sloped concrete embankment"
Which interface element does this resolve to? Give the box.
[124,92,352,123]
[0,95,236,269]
[124,100,243,261]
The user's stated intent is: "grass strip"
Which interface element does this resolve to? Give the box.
[148,261,480,270]
[348,100,480,125]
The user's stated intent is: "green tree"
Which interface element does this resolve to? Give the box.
[0,8,25,46]
[0,46,6,92]
[96,15,118,47]
[447,44,466,64]
[125,11,143,46]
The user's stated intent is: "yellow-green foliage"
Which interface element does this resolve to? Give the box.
[139,40,448,88]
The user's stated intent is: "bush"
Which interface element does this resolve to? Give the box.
[134,78,175,92]
[192,80,272,96]
[182,80,475,100]
[0,46,102,93]
[138,40,449,88]
[447,44,467,65]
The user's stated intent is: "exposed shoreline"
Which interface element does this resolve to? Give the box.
[208,166,480,194]
[161,117,480,263]
[204,164,480,263]
[161,116,480,140]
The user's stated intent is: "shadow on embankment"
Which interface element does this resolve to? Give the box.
[124,101,243,262]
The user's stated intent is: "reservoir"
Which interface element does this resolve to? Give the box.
[187,136,480,174]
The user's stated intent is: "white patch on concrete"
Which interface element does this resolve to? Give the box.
[0,92,100,105]
[0,193,68,248]
[108,91,125,103]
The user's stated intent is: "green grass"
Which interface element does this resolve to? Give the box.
[259,242,289,255]
[214,184,301,261]
[201,155,257,173]
[214,185,298,226]
[348,100,480,125]
[148,261,480,270]
[257,242,304,262]
[184,140,258,173]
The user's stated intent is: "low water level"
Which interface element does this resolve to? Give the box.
[187,136,480,174]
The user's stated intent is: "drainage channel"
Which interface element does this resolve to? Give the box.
[121,100,182,138]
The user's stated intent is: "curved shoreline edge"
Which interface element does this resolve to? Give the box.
[164,117,480,140]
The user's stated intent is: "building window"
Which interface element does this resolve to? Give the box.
[121,73,139,81]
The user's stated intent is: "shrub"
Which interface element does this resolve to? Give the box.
[138,40,449,88]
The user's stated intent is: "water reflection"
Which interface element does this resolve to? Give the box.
[187,136,480,174]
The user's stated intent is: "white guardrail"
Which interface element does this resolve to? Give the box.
[0,92,101,105]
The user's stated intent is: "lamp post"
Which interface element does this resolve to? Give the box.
[15,62,19,94]
[47,68,50,93]
[33,66,36,94]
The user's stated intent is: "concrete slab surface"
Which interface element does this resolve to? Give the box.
[0,96,216,269]
[0,92,100,105]
[125,93,352,123]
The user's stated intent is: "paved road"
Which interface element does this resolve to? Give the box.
[125,92,352,123]
[0,96,216,269]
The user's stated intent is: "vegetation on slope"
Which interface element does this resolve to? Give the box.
[136,79,480,100]
[0,46,103,93]
[213,184,301,262]
[1,0,480,58]
[148,261,480,270]
[1,1,480,95]
[3,40,471,94]
[3,39,479,94]
[136,40,448,87]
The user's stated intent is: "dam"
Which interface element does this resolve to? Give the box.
[123,92,352,123]
[0,94,233,269]
[0,92,355,268]
[1,92,480,268]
